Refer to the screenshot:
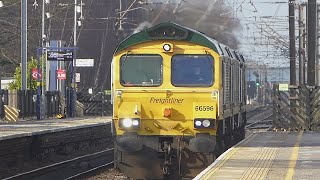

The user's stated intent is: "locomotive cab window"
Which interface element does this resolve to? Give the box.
[120,54,163,87]
[171,55,214,87]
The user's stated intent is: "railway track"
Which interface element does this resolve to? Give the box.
[246,106,273,131]
[246,106,269,119]
[4,148,114,180]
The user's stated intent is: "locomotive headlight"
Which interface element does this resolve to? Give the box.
[194,119,215,129]
[163,44,171,52]
[132,119,139,126]
[195,120,202,127]
[119,118,140,130]
[122,118,133,128]
[202,120,211,127]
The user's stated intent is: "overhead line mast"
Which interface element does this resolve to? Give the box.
[289,0,296,86]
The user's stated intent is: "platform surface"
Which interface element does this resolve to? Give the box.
[194,131,320,180]
[0,117,112,140]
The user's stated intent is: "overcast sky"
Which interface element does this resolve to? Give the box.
[235,0,290,67]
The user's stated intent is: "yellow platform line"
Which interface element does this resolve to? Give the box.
[285,131,303,180]
[255,133,287,179]
[198,133,258,180]
[240,133,284,180]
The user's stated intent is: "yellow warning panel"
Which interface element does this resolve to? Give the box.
[4,105,20,122]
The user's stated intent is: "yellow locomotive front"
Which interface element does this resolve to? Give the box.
[111,23,243,179]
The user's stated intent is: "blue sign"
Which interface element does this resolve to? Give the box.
[47,51,73,61]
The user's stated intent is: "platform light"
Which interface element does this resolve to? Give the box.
[0,1,3,8]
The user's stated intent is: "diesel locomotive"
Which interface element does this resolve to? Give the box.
[111,22,246,179]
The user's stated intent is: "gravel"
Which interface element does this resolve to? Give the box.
[83,168,129,180]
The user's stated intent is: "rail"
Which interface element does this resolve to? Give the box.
[4,148,114,180]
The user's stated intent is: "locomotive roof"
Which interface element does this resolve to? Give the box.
[114,22,223,54]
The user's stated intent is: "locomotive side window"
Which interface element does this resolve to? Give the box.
[120,54,163,86]
[171,55,214,87]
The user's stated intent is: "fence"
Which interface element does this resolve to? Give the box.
[1,88,113,120]
[273,84,320,131]
[0,90,8,118]
[77,88,112,116]
[0,90,61,120]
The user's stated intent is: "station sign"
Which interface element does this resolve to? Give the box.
[74,59,94,67]
[31,68,42,80]
[278,84,289,91]
[57,69,66,80]
[47,51,73,61]
[76,73,80,83]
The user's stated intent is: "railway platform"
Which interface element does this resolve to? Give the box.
[194,131,320,180]
[0,117,113,179]
[0,117,112,141]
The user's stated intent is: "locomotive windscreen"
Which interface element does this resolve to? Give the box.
[120,54,163,86]
[171,55,214,87]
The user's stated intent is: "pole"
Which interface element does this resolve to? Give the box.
[119,0,123,30]
[40,0,46,119]
[74,0,77,50]
[21,0,27,90]
[289,0,297,125]
[41,0,45,94]
[71,0,77,117]
[307,0,317,86]
[0,65,2,90]
[299,5,305,85]
[37,49,41,120]
[317,4,320,85]
[289,0,296,86]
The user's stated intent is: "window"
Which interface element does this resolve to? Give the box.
[171,55,214,87]
[120,55,163,87]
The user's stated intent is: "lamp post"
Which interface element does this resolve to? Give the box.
[40,0,50,119]
[71,0,83,117]
[21,0,27,90]
[0,1,3,90]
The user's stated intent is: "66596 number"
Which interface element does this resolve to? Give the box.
[195,106,214,111]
